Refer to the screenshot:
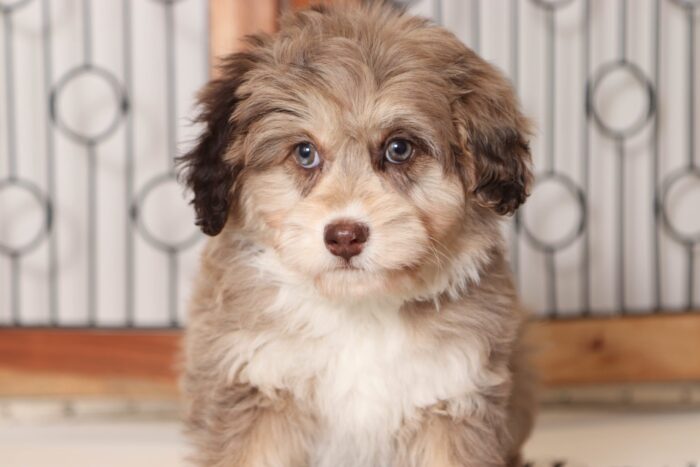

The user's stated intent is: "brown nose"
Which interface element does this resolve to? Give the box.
[324,221,369,260]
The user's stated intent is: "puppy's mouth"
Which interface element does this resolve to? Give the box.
[313,266,385,299]
[318,259,380,279]
[330,261,363,272]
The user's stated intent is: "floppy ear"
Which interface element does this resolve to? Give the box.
[179,52,259,236]
[451,50,533,216]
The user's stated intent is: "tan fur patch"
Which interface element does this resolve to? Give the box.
[180,2,535,466]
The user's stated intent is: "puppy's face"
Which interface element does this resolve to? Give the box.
[182,5,531,301]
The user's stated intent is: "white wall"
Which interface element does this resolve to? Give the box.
[0,0,207,326]
[0,0,697,325]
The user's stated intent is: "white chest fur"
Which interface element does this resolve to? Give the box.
[224,286,494,467]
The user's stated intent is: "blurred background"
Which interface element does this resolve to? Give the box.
[0,0,699,465]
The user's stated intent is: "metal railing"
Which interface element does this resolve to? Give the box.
[0,0,698,327]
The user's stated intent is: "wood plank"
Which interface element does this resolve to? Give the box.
[0,330,180,397]
[288,0,359,9]
[0,329,179,379]
[2,314,700,396]
[0,368,178,398]
[530,313,700,387]
[289,0,323,8]
[209,0,278,73]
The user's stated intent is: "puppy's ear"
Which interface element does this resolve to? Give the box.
[179,52,259,236]
[451,50,533,216]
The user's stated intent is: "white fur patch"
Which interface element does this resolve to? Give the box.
[218,248,505,467]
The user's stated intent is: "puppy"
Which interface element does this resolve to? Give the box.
[180,2,535,467]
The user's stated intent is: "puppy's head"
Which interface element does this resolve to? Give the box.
[181,3,531,301]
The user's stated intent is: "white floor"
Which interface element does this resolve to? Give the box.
[1,409,699,467]
[526,409,700,466]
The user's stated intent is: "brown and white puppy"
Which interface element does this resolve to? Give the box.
[180,2,535,467]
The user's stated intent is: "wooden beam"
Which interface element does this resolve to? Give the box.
[0,329,180,397]
[287,0,360,9]
[2,314,700,396]
[209,0,278,73]
[287,0,360,11]
[530,313,700,387]
[208,0,362,72]
[289,0,323,8]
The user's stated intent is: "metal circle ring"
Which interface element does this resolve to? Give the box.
[530,0,577,11]
[521,172,587,252]
[587,60,656,140]
[0,178,52,257]
[0,0,34,14]
[131,172,201,253]
[49,65,128,145]
[659,166,700,245]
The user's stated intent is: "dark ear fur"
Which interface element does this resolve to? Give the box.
[470,126,532,216]
[451,50,533,216]
[178,52,259,236]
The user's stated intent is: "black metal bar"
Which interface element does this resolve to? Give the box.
[204,0,211,78]
[617,139,626,313]
[82,0,93,66]
[511,0,519,116]
[546,7,556,174]
[472,0,480,53]
[42,0,59,325]
[651,0,661,310]
[581,0,591,315]
[616,0,630,314]
[3,13,17,180]
[690,5,696,170]
[165,1,177,172]
[546,6,557,314]
[686,4,696,309]
[168,252,178,326]
[546,250,557,317]
[620,0,628,62]
[165,1,179,326]
[511,0,520,283]
[688,244,694,310]
[10,254,20,325]
[87,143,97,325]
[3,11,19,324]
[123,0,135,327]
[433,0,442,25]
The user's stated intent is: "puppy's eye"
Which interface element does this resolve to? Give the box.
[294,142,321,169]
[384,139,413,164]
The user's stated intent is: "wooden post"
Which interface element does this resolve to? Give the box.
[209,0,279,73]
[530,313,700,386]
[0,330,181,397]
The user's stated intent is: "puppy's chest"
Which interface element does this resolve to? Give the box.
[242,307,482,434]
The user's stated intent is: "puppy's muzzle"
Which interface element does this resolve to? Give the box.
[324,220,369,260]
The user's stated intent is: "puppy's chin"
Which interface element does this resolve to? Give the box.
[311,266,427,303]
[313,269,380,301]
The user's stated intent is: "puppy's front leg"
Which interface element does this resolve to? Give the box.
[186,383,314,467]
[395,400,511,467]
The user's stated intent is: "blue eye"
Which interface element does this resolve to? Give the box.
[384,139,413,164]
[294,142,321,169]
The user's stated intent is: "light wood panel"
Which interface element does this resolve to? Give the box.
[209,0,278,73]
[0,330,180,397]
[2,314,700,396]
[287,0,360,11]
[530,313,700,387]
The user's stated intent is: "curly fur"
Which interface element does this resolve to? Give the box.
[181,3,535,467]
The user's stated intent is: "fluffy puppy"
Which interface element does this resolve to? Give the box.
[180,3,535,467]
